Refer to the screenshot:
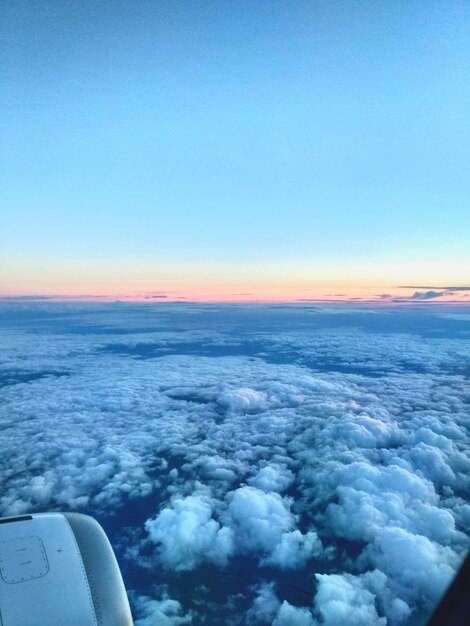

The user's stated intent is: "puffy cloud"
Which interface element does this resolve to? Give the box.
[365,527,458,607]
[145,493,233,571]
[266,529,322,569]
[306,458,465,619]
[222,486,322,568]
[321,462,457,542]
[225,487,293,553]
[313,572,387,626]
[134,595,192,626]
[272,601,316,626]
[217,387,268,413]
[246,582,281,624]
[319,413,403,449]
[248,464,294,493]
[145,485,322,572]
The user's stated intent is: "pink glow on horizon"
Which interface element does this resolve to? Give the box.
[1,285,469,305]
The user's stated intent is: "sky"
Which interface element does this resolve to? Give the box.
[1,0,469,301]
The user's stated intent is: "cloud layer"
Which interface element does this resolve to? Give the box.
[0,302,469,625]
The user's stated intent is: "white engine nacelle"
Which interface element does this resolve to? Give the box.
[0,512,133,626]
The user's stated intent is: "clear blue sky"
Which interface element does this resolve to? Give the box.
[1,0,469,296]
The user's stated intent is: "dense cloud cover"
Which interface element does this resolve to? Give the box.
[0,302,469,625]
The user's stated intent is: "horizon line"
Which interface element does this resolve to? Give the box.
[0,293,469,306]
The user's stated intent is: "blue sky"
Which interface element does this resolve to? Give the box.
[1,1,469,295]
